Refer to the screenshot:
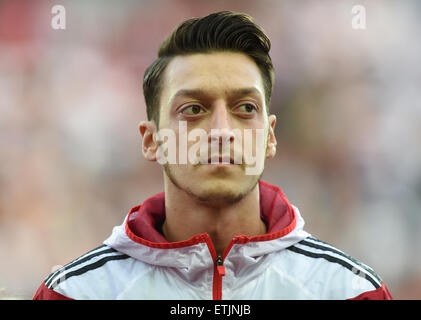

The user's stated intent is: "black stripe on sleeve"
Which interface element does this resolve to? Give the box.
[286,245,380,289]
[45,245,116,288]
[45,244,107,283]
[302,237,382,285]
[49,254,130,289]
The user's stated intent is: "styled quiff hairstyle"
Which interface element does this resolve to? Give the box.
[143,11,274,127]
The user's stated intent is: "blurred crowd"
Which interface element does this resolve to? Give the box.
[0,0,420,299]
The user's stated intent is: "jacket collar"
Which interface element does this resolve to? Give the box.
[104,180,310,267]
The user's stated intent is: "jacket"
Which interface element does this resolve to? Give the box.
[33,180,393,300]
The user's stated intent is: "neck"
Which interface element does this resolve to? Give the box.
[162,178,266,256]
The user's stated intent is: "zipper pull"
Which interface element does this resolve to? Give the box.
[215,255,226,277]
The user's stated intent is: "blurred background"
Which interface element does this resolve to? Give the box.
[0,0,420,299]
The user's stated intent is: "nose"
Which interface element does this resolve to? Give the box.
[208,102,235,145]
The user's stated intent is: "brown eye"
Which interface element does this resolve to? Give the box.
[181,105,205,115]
[237,104,256,113]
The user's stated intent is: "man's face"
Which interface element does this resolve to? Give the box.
[142,51,277,206]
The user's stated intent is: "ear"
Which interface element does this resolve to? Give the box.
[266,114,277,159]
[139,120,159,162]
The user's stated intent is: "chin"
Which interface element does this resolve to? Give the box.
[164,164,261,205]
[189,177,259,206]
[193,188,245,206]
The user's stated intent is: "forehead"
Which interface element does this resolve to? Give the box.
[161,51,265,102]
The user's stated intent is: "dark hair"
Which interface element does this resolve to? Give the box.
[143,11,274,127]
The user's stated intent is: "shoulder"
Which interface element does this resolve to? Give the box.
[34,244,135,300]
[284,236,392,299]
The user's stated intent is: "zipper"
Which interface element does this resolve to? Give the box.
[204,234,238,300]
[215,255,226,276]
[213,254,225,300]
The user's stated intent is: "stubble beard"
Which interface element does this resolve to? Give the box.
[163,163,263,208]
[161,129,269,208]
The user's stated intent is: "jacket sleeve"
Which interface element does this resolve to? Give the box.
[33,282,73,300]
[348,282,393,300]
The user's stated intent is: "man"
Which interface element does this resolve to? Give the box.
[33,11,392,300]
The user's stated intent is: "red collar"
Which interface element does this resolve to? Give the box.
[127,180,295,244]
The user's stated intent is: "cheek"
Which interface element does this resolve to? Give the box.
[241,127,268,152]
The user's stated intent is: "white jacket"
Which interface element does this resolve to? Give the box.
[33,180,392,300]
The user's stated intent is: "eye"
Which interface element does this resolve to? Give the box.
[235,103,257,114]
[180,104,206,116]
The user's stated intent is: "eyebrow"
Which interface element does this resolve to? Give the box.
[170,87,263,106]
